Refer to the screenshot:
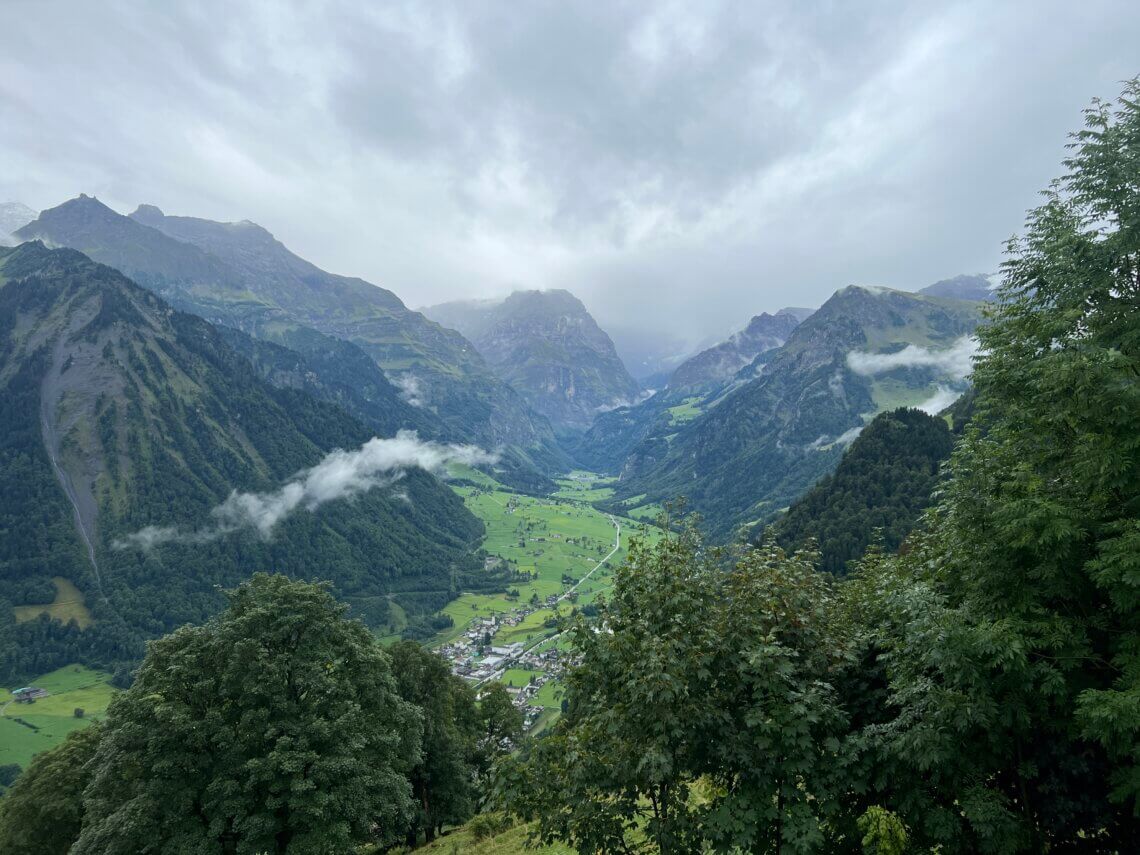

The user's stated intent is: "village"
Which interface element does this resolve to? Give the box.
[437,596,573,732]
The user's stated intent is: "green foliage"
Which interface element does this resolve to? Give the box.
[72,575,422,854]
[853,78,1140,850]
[0,725,101,855]
[856,807,907,855]
[388,640,480,845]
[771,407,954,574]
[498,523,858,853]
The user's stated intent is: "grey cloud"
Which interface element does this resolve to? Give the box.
[1,1,1138,343]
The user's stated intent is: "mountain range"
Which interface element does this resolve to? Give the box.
[590,284,982,535]
[0,241,499,678]
[422,289,640,432]
[16,197,567,489]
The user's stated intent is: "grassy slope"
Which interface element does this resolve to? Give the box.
[0,665,116,769]
[12,577,93,629]
[418,822,573,855]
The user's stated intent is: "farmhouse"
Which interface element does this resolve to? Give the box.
[12,686,48,703]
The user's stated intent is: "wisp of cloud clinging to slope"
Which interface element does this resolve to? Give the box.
[113,431,497,550]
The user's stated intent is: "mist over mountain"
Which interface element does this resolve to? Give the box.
[919,273,995,301]
[17,196,567,488]
[0,202,36,245]
[0,241,492,677]
[423,289,640,432]
[594,284,981,535]
[667,308,809,392]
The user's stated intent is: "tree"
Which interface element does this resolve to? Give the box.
[475,682,523,788]
[387,640,479,845]
[864,79,1140,851]
[72,574,422,854]
[0,725,101,855]
[499,522,857,853]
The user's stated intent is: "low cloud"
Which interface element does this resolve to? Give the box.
[915,385,962,415]
[394,374,426,408]
[114,431,496,550]
[846,335,978,381]
[595,389,654,414]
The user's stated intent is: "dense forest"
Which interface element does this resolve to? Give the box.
[769,407,956,574]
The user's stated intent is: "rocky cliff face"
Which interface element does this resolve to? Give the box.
[424,289,640,432]
[667,308,807,392]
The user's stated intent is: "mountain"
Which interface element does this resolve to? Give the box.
[569,306,810,472]
[606,285,981,536]
[422,289,640,432]
[0,242,496,680]
[667,308,808,392]
[768,407,955,574]
[0,202,37,245]
[15,197,565,487]
[919,273,993,301]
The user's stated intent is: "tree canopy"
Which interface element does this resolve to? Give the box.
[72,574,422,854]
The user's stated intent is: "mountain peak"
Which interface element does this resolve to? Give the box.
[423,288,638,431]
[130,203,165,224]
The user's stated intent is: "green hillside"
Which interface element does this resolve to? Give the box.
[609,285,980,535]
[0,242,485,681]
[768,407,956,574]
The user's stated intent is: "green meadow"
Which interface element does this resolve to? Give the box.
[0,665,117,769]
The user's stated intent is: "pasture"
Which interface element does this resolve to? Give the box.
[13,577,93,629]
[0,665,116,769]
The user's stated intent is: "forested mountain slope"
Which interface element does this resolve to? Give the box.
[609,285,981,535]
[16,198,566,486]
[0,242,487,680]
[768,407,955,573]
[423,289,640,432]
[570,307,808,471]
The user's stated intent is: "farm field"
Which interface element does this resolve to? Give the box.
[13,577,93,629]
[433,481,649,646]
[0,665,116,769]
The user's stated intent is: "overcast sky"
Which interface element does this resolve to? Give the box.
[2,1,1138,344]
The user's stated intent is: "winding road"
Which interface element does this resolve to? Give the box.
[474,514,620,688]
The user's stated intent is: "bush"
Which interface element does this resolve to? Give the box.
[467,811,514,841]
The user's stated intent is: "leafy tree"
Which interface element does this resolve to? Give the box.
[474,682,523,789]
[862,78,1140,851]
[0,725,101,855]
[388,640,479,845]
[499,524,857,853]
[72,574,422,854]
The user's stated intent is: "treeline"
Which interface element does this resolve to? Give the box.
[0,575,523,854]
[497,80,1140,853]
